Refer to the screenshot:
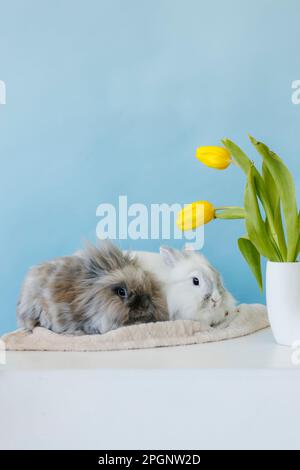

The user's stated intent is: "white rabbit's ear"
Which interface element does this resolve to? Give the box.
[183,243,196,252]
[183,245,211,267]
[160,246,183,267]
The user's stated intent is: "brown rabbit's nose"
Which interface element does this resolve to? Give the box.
[128,294,151,309]
[140,294,151,308]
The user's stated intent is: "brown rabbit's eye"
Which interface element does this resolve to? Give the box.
[115,287,128,299]
[193,277,199,286]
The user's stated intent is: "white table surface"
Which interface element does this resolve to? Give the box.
[1,328,300,450]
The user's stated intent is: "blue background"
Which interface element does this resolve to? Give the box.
[1,0,299,333]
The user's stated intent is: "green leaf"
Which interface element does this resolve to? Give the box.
[249,135,298,261]
[262,162,278,209]
[262,162,287,260]
[274,203,288,260]
[297,211,300,257]
[262,159,288,260]
[222,138,252,175]
[252,167,284,261]
[244,165,281,261]
[238,236,263,292]
[222,138,286,260]
[254,167,274,223]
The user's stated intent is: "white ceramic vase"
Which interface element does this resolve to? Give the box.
[266,261,300,346]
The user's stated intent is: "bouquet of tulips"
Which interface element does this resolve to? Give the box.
[176,136,300,291]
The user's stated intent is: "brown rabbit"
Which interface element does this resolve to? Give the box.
[17,241,168,334]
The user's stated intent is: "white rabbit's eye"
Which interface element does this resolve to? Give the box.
[193,277,199,286]
[115,287,128,299]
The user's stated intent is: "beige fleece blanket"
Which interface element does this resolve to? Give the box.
[1,304,269,352]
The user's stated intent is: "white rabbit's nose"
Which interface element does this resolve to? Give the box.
[211,297,219,307]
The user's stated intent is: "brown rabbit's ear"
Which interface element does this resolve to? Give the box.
[160,246,184,267]
[83,240,129,277]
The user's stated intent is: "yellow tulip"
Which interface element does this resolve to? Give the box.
[177,201,215,231]
[196,146,232,170]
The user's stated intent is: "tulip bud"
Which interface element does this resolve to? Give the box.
[196,146,232,170]
[176,201,215,231]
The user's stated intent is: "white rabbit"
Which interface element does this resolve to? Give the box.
[135,247,237,329]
